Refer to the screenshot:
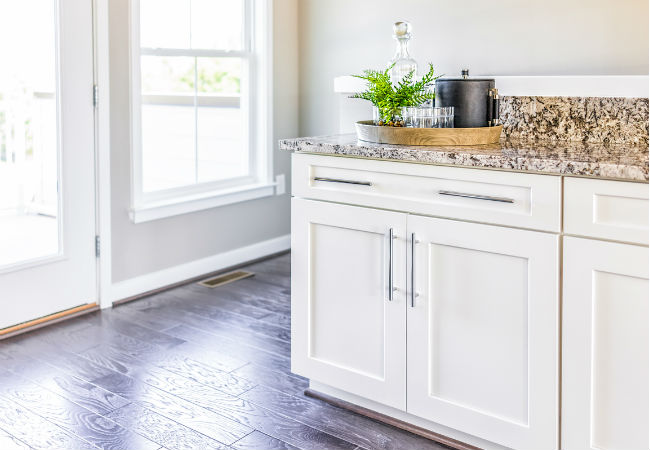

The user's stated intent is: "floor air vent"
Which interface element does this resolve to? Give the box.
[198,270,254,288]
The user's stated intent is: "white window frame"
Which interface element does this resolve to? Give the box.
[128,0,274,223]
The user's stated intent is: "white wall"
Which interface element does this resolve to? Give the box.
[298,0,649,136]
[109,0,298,285]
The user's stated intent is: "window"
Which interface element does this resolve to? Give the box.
[130,0,273,222]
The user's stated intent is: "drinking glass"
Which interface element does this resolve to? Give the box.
[443,106,455,128]
[372,106,381,125]
[433,106,455,128]
[415,106,434,128]
[401,107,417,127]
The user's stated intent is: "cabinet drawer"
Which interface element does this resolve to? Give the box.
[292,153,561,232]
[564,177,649,245]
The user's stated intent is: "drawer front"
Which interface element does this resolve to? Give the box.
[292,153,561,232]
[564,177,649,245]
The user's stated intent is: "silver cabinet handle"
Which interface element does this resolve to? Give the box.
[438,190,514,204]
[313,177,372,186]
[411,233,416,307]
[388,228,394,301]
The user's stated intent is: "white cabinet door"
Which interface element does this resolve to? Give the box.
[407,215,559,450]
[291,198,407,409]
[562,237,649,450]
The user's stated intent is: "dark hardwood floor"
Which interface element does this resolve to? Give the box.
[0,253,449,450]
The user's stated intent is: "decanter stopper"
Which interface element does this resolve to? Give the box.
[389,21,417,85]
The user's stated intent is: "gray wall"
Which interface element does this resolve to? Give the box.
[109,0,298,283]
[298,0,649,136]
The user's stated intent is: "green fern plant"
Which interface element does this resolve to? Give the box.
[351,63,440,125]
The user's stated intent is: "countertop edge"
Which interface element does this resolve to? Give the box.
[279,137,649,183]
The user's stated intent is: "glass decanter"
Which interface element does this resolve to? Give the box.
[389,21,417,85]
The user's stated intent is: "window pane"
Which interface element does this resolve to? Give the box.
[0,0,60,267]
[196,58,241,95]
[190,0,243,50]
[140,0,243,51]
[196,57,246,183]
[141,56,194,95]
[141,56,196,192]
[197,106,247,183]
[140,0,191,49]
[142,104,195,192]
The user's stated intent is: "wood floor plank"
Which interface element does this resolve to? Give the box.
[66,319,249,375]
[159,300,290,343]
[0,347,130,415]
[256,312,291,330]
[231,431,298,450]
[81,343,256,397]
[116,297,290,349]
[109,305,181,332]
[127,286,276,323]
[0,427,33,450]
[106,403,228,450]
[184,279,291,316]
[167,388,358,450]
[87,351,356,450]
[7,314,101,353]
[240,385,450,450]
[90,371,252,445]
[0,370,160,450]
[85,313,187,350]
[0,340,246,447]
[241,264,291,289]
[3,339,116,382]
[231,363,308,396]
[76,299,289,372]
[157,308,290,355]
[0,393,99,450]
[222,276,292,303]
[159,289,276,321]
[165,324,291,372]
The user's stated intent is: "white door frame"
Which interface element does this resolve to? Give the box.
[94,0,113,309]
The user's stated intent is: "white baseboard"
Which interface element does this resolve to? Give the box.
[107,234,290,306]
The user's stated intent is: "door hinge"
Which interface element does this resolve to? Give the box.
[93,84,98,107]
[95,235,100,257]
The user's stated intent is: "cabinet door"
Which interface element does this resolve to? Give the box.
[407,216,559,450]
[563,237,649,450]
[291,198,407,409]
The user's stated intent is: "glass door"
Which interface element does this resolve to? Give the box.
[0,0,97,330]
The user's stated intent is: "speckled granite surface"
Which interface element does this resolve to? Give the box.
[280,134,649,182]
[500,96,648,145]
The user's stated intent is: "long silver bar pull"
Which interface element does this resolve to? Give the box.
[388,228,394,301]
[313,177,372,186]
[411,233,416,307]
[438,190,514,204]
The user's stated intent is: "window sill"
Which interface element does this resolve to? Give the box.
[130,182,277,224]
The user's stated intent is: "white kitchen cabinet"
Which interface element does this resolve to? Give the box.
[292,153,562,232]
[290,153,649,450]
[406,215,559,450]
[291,197,408,410]
[564,177,649,245]
[562,237,649,450]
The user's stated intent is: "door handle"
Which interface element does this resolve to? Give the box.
[313,177,372,186]
[411,233,418,307]
[438,190,514,204]
[388,228,394,301]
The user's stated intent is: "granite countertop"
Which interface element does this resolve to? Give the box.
[280,134,649,182]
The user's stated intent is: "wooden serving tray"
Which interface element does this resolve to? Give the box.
[355,120,502,146]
